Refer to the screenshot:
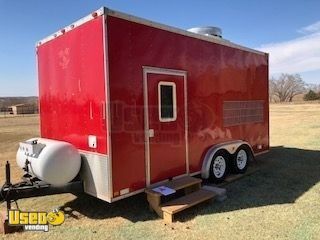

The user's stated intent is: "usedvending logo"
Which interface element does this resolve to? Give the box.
[8,209,65,232]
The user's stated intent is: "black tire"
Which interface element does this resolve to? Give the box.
[231,146,250,174]
[209,150,229,183]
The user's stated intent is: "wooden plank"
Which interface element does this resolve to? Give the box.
[164,176,202,191]
[184,182,201,195]
[145,176,202,196]
[145,188,162,196]
[161,189,216,214]
[146,194,163,217]
[163,212,173,223]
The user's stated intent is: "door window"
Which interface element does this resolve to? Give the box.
[158,82,177,122]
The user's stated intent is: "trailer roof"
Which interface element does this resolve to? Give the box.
[37,7,267,56]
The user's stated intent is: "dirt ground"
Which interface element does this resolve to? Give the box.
[1,104,320,240]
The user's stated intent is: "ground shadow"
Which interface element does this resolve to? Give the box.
[61,146,320,222]
[61,191,157,222]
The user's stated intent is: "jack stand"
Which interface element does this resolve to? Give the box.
[0,161,83,234]
[0,161,23,234]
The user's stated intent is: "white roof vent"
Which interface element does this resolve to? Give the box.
[187,26,222,38]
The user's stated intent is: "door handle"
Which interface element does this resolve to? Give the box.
[101,101,106,120]
[148,129,154,138]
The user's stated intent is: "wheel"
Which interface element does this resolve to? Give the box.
[209,150,229,183]
[231,146,250,174]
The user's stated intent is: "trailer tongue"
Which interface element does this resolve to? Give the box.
[0,161,83,233]
[0,160,83,205]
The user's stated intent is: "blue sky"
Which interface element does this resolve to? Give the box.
[0,0,320,96]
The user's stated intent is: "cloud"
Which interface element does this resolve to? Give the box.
[257,21,320,74]
[298,21,320,34]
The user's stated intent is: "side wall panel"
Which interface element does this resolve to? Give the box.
[107,16,269,196]
[38,16,108,154]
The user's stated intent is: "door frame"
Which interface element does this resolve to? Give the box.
[142,66,189,186]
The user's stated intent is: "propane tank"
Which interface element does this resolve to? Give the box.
[16,138,81,186]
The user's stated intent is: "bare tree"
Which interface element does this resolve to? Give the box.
[307,83,320,93]
[269,73,306,102]
[269,77,277,102]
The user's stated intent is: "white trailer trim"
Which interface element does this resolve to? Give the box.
[158,81,177,122]
[111,172,191,202]
[254,150,269,156]
[37,8,105,46]
[106,8,266,56]
[38,7,267,57]
[103,14,114,201]
[79,151,112,202]
[143,66,189,186]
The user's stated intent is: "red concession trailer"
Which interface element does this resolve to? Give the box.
[35,7,269,203]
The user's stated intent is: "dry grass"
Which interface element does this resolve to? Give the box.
[0,116,40,183]
[1,104,320,239]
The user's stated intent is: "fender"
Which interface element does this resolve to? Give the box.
[201,140,254,179]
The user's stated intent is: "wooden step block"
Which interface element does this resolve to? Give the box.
[161,189,215,214]
[164,176,202,191]
[161,189,216,223]
[145,176,202,196]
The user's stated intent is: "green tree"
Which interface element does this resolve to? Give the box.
[303,90,319,101]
